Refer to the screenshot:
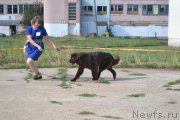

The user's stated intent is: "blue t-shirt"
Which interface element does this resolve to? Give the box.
[26,26,48,52]
[26,26,48,40]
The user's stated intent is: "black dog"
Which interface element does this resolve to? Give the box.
[69,52,120,81]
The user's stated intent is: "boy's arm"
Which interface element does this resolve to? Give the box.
[44,35,60,51]
[27,35,43,51]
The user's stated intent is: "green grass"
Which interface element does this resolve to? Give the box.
[162,84,172,88]
[78,111,123,119]
[55,68,69,88]
[78,111,95,115]
[1,36,180,69]
[168,101,176,104]
[167,79,180,85]
[24,73,33,82]
[6,80,15,81]
[76,83,82,86]
[97,80,111,84]
[173,88,180,91]
[129,73,146,76]
[163,79,180,91]
[50,100,63,105]
[166,88,173,90]
[101,115,123,119]
[58,81,72,89]
[121,70,131,72]
[58,68,68,80]
[0,36,167,49]
[166,88,180,91]
[54,37,167,48]
[78,93,97,97]
[127,93,146,98]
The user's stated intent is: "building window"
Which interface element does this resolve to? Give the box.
[97,6,107,15]
[13,5,18,14]
[111,4,123,14]
[7,5,18,14]
[0,5,4,14]
[143,5,154,15]
[159,5,168,15]
[19,4,24,14]
[82,6,93,16]
[68,3,76,20]
[83,6,93,12]
[143,4,168,15]
[127,4,138,14]
[7,5,12,14]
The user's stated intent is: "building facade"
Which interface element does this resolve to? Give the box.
[44,0,169,38]
[168,0,180,47]
[0,0,43,36]
[44,0,80,37]
[111,0,168,38]
[0,0,169,38]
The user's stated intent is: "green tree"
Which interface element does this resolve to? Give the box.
[22,2,43,28]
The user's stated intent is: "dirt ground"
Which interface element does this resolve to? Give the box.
[0,68,179,120]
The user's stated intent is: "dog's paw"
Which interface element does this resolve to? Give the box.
[113,75,116,80]
[92,78,98,81]
[70,79,76,82]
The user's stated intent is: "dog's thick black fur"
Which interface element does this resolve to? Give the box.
[69,52,120,81]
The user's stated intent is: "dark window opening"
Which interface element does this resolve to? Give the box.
[111,4,123,14]
[127,4,139,14]
[69,3,76,20]
[97,6,107,15]
[82,6,93,16]
[0,5,4,14]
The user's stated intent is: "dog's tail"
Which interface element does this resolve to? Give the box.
[113,56,120,66]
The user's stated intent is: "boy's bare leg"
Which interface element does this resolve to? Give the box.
[27,58,40,75]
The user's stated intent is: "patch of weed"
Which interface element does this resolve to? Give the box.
[127,93,145,98]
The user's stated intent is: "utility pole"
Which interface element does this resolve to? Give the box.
[94,0,98,35]
[108,0,111,28]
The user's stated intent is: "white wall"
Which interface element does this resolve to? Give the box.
[75,23,80,35]
[68,23,80,35]
[0,26,10,36]
[45,23,168,38]
[81,22,96,36]
[112,25,168,38]
[95,25,168,38]
[98,26,107,36]
[44,23,80,37]
[44,23,68,37]
[168,0,180,47]
[0,15,15,20]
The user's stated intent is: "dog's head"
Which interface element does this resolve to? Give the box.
[69,53,82,64]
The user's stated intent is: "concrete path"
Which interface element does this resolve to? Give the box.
[0,68,180,120]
